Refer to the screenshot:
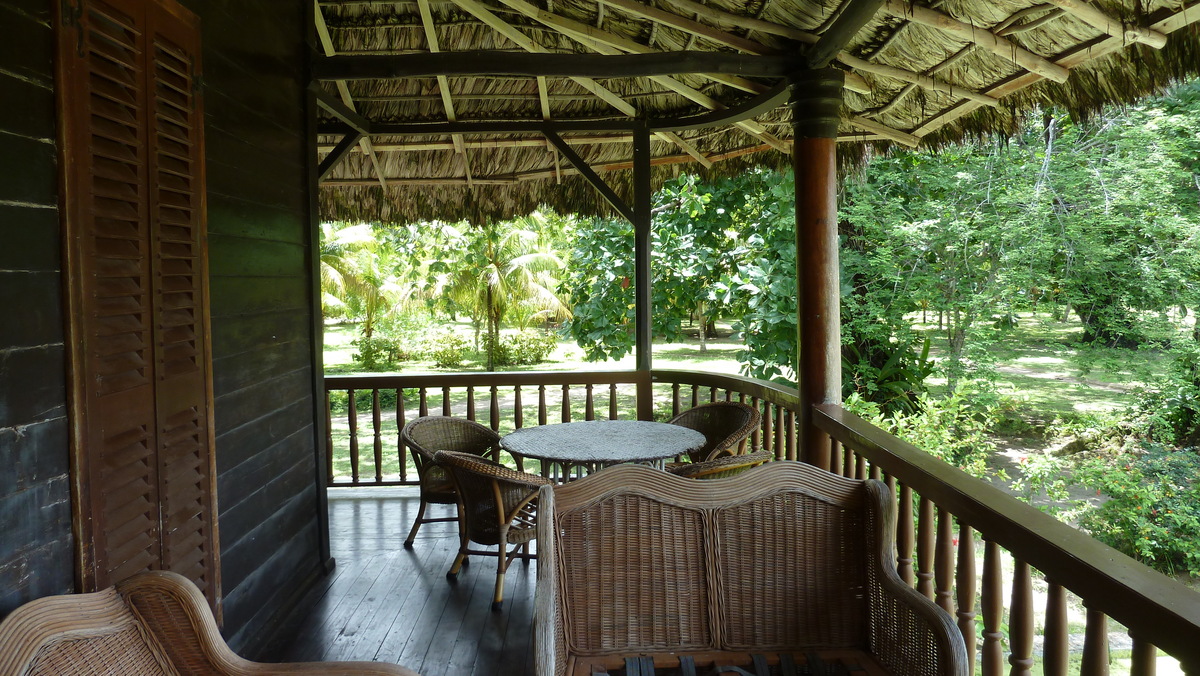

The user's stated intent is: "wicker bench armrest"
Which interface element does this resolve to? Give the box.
[534,484,563,676]
[863,483,969,676]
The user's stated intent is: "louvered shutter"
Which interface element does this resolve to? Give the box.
[60,0,219,613]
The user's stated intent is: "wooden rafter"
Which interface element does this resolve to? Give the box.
[449,0,712,165]
[1044,0,1167,47]
[911,0,1200,138]
[882,0,1071,83]
[416,0,472,185]
[805,0,887,68]
[314,0,387,190]
[492,0,792,153]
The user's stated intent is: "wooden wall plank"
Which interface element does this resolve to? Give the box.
[0,0,73,619]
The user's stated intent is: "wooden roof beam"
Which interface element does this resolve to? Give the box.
[805,0,887,68]
[314,0,388,190]
[312,50,797,79]
[882,0,1070,83]
[1043,0,1168,48]
[318,130,364,179]
[848,114,920,146]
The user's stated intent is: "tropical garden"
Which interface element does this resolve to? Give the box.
[321,79,1200,581]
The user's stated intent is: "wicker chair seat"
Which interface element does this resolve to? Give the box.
[666,449,775,479]
[534,461,968,676]
[0,570,418,676]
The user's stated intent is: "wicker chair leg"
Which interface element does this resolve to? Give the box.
[404,500,428,548]
[447,551,467,580]
[492,559,510,611]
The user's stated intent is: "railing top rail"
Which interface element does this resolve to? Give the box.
[324,370,646,389]
[650,369,801,406]
[815,403,1200,664]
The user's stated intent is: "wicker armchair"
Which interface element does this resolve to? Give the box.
[666,449,774,479]
[0,570,418,676]
[435,450,551,611]
[400,415,511,547]
[666,401,761,463]
[535,461,968,676]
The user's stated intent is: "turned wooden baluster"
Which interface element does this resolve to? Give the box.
[830,439,842,475]
[1043,581,1068,676]
[671,382,681,416]
[763,403,774,456]
[441,386,451,416]
[585,383,595,420]
[396,390,408,481]
[980,540,1004,676]
[1008,560,1034,676]
[690,384,699,408]
[934,507,955,615]
[609,383,618,419]
[869,462,881,481]
[561,383,570,422]
[1080,608,1109,676]
[371,390,383,483]
[751,397,762,451]
[916,496,936,600]
[708,386,718,403]
[1129,638,1157,676]
[775,406,785,454]
[855,454,867,480]
[466,386,476,421]
[785,412,796,460]
[956,524,977,676]
[418,387,429,417]
[514,386,523,429]
[538,384,547,425]
[347,389,359,483]
[897,484,915,586]
[490,385,500,431]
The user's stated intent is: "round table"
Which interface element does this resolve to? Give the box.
[500,420,706,479]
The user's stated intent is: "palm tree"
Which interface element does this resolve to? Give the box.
[319,222,417,338]
[447,218,571,371]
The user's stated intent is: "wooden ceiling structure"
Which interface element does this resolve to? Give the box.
[313,0,1200,224]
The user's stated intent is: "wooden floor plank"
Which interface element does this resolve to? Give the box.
[280,487,540,675]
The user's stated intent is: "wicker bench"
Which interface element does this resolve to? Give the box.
[534,461,968,676]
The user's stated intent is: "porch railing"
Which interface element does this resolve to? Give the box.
[324,369,1200,673]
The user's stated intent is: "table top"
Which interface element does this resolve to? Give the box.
[499,420,706,465]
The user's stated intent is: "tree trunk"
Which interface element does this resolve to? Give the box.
[697,301,708,353]
[486,286,496,371]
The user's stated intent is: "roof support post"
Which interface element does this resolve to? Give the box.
[791,68,843,468]
[633,123,654,421]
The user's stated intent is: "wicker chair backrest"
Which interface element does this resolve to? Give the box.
[667,402,762,462]
[401,416,501,479]
[435,450,550,546]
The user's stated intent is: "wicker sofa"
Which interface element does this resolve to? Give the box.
[534,461,968,676]
[0,570,418,676]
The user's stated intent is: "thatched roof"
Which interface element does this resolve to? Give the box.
[315,0,1200,224]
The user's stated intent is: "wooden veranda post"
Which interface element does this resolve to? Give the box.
[633,123,655,420]
[792,68,844,468]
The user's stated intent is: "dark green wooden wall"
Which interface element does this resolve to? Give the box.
[185,0,327,656]
[0,0,329,657]
[0,0,74,615]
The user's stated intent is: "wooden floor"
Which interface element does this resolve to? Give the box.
[279,487,536,675]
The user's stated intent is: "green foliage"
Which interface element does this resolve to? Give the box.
[483,330,558,366]
[1075,446,1200,576]
[843,381,1000,477]
[1134,339,1200,446]
[430,333,469,369]
[351,334,409,371]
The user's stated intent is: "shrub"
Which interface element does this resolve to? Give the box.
[1075,445,1200,576]
[1134,340,1200,446]
[351,335,407,371]
[484,330,558,367]
[430,333,470,368]
[843,380,998,478]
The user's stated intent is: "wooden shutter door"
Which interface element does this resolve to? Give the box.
[60,0,219,612]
